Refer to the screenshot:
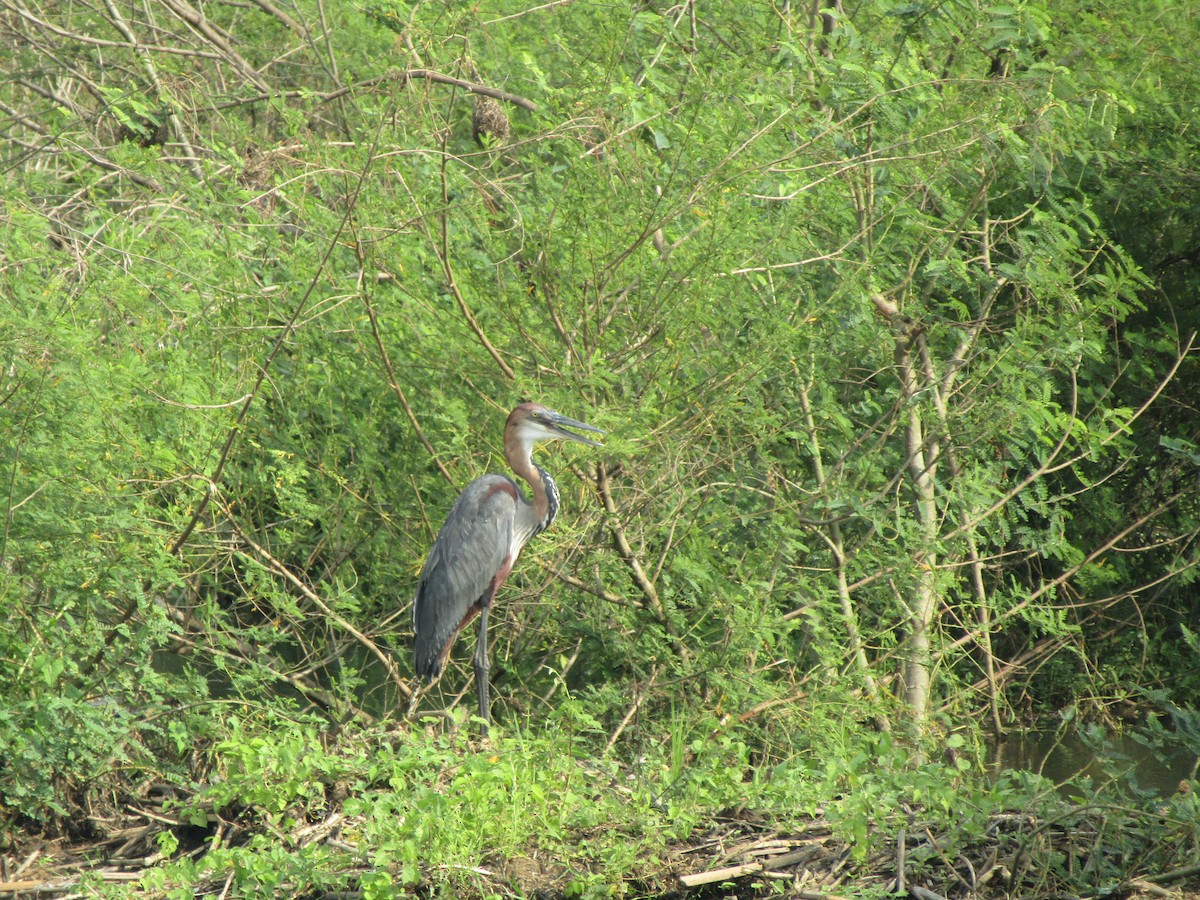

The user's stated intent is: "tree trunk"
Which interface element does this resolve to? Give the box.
[885,309,941,732]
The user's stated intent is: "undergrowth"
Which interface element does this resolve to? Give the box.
[115,700,1193,898]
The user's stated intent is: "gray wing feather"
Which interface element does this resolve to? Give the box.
[413,475,516,679]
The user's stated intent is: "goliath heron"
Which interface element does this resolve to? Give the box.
[412,403,604,728]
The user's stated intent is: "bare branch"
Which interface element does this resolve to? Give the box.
[227,509,413,704]
[98,0,204,179]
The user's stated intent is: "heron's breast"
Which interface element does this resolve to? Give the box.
[484,479,520,503]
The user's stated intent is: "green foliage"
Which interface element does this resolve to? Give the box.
[3,0,1200,892]
[148,709,739,895]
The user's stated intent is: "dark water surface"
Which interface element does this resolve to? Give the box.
[989,727,1198,797]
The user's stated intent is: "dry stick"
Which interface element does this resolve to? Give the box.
[99,0,204,179]
[0,872,145,893]
[9,77,168,195]
[4,1,220,57]
[483,0,579,26]
[246,0,306,37]
[407,68,538,109]
[14,74,95,119]
[920,826,975,895]
[732,690,811,725]
[23,133,166,193]
[556,568,639,608]
[718,839,795,863]
[387,69,538,110]
[0,98,51,139]
[680,846,851,894]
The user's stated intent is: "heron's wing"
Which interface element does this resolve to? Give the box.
[413,475,517,679]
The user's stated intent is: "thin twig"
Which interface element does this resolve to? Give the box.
[247,0,307,37]
[540,637,583,706]
[2,2,222,57]
[603,666,657,755]
[595,462,680,648]
[158,0,273,92]
[159,595,373,722]
[98,0,204,179]
[435,112,516,381]
[227,510,412,702]
[83,100,385,678]
[169,132,383,556]
[360,272,455,484]
[216,69,539,112]
[483,0,579,26]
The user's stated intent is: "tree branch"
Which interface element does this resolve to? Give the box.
[595,462,689,661]
[223,503,413,704]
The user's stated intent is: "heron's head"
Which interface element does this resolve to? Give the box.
[507,402,605,449]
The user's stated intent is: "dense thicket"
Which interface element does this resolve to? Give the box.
[2,0,1198,892]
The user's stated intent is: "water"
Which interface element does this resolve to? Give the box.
[989,726,1198,798]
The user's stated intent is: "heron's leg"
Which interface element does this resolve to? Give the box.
[474,603,491,731]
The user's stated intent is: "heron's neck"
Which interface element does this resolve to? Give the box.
[534,463,560,535]
[507,441,558,533]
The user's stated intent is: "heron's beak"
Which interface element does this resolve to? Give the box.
[545,411,605,447]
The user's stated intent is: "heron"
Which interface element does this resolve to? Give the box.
[412,402,604,729]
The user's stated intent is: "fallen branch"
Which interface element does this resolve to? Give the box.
[679,846,848,896]
[1143,860,1200,887]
